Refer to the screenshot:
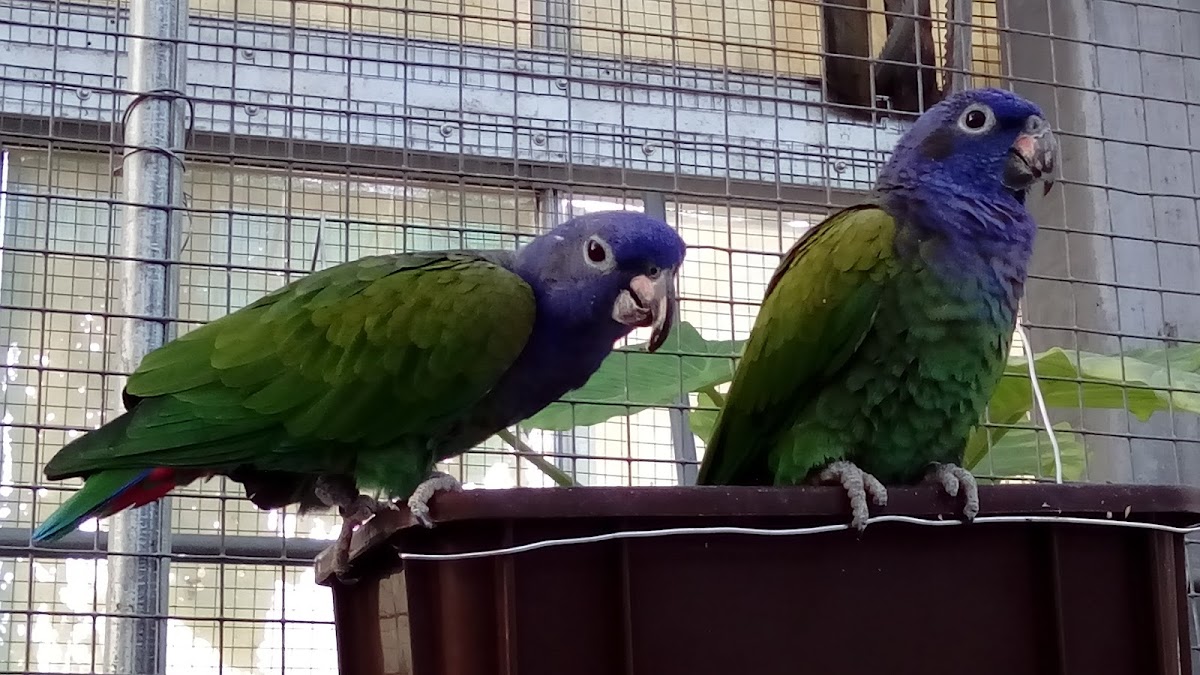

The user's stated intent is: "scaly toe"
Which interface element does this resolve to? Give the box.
[862,473,889,507]
[329,518,360,584]
[406,499,436,529]
[957,471,980,521]
[347,495,386,522]
[848,493,871,532]
[817,460,885,531]
[935,470,960,498]
[405,471,463,528]
[927,463,980,522]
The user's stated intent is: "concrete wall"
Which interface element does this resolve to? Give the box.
[1004,0,1200,487]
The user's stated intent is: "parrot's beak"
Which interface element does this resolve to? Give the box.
[612,268,677,353]
[1004,114,1059,197]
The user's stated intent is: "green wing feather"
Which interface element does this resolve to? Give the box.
[696,205,897,485]
[44,251,536,482]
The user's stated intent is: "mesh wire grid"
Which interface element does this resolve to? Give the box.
[0,0,1198,672]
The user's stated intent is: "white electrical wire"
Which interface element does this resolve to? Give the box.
[396,514,1200,561]
[391,318,1107,565]
[1016,316,1063,484]
[392,312,1103,564]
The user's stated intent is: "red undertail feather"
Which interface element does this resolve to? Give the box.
[32,467,209,543]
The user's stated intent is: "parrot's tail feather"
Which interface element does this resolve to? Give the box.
[32,467,182,543]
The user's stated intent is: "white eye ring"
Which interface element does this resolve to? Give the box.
[957,103,996,134]
[583,235,615,270]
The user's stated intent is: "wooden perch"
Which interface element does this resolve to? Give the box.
[822,0,945,120]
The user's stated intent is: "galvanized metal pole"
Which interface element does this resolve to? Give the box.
[108,0,187,670]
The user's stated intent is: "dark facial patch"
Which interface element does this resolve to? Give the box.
[917,125,957,161]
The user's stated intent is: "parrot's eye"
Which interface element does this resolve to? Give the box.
[587,240,606,263]
[957,103,995,134]
[583,236,615,270]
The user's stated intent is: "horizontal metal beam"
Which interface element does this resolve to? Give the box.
[0,528,327,564]
[0,0,903,193]
[0,114,872,210]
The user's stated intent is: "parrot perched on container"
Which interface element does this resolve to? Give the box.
[33,210,687,578]
[696,88,1058,529]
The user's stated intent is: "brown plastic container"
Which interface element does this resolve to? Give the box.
[315,484,1200,675]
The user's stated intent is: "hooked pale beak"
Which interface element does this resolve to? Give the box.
[611,268,677,353]
[1004,114,1059,197]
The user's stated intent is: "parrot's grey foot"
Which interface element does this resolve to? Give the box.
[314,474,362,511]
[815,460,888,532]
[329,495,374,583]
[925,462,980,522]
[327,491,400,584]
[406,471,463,528]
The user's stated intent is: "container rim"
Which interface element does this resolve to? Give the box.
[316,483,1200,585]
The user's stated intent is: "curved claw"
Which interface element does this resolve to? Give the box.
[406,471,464,529]
[330,495,389,584]
[926,463,980,521]
[816,460,889,531]
[934,467,961,498]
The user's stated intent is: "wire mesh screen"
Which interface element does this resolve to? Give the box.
[0,0,1197,672]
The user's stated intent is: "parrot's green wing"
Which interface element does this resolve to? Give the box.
[44,251,536,479]
[696,205,897,485]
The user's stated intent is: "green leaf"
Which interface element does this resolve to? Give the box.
[990,347,1200,427]
[687,387,724,446]
[996,349,1160,419]
[1122,344,1200,373]
[968,421,1086,481]
[524,324,1200,488]
[963,410,1027,471]
[965,346,1200,477]
[522,321,744,431]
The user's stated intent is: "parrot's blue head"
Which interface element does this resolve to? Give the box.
[514,210,687,352]
[877,87,1058,205]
